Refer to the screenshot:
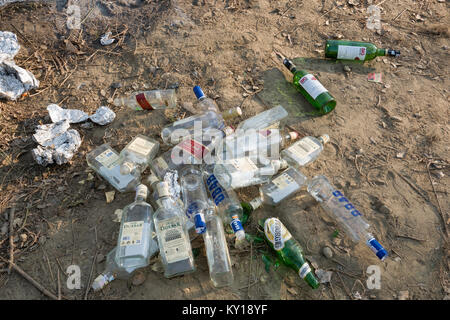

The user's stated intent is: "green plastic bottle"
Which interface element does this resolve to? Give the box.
[262,217,320,289]
[325,40,400,61]
[282,58,336,115]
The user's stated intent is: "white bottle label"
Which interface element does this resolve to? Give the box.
[231,157,258,172]
[120,221,144,246]
[127,137,155,157]
[264,218,292,251]
[337,45,367,61]
[289,138,320,160]
[272,172,296,190]
[299,74,328,99]
[158,217,190,263]
[95,149,120,169]
[298,263,311,279]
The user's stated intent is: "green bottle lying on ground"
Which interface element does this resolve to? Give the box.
[261,217,320,289]
[282,57,336,115]
[325,40,400,61]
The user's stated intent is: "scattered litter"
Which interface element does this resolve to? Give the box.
[47,104,89,124]
[90,106,116,125]
[100,32,115,46]
[113,209,123,222]
[32,120,71,146]
[164,170,181,202]
[0,31,20,61]
[315,269,333,283]
[368,72,382,83]
[352,291,362,300]
[105,191,116,204]
[396,151,406,159]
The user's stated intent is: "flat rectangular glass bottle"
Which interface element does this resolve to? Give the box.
[119,134,160,175]
[281,134,329,168]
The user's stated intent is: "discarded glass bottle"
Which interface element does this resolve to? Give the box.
[307,175,388,260]
[86,143,140,192]
[153,181,196,278]
[203,165,245,241]
[116,184,157,269]
[262,217,320,289]
[113,89,177,110]
[242,167,308,214]
[281,134,329,168]
[119,134,159,175]
[236,105,289,132]
[180,166,209,234]
[214,156,288,189]
[203,204,234,287]
[282,58,336,115]
[325,40,400,62]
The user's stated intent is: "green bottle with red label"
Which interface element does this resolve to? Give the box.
[261,217,320,289]
[282,58,336,115]
[325,40,400,62]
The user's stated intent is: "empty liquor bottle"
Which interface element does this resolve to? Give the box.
[119,134,159,175]
[281,134,329,168]
[113,89,177,110]
[203,165,245,241]
[153,182,196,278]
[307,175,388,260]
[180,166,210,234]
[203,205,234,287]
[214,157,288,189]
[236,105,289,132]
[262,217,320,289]
[115,185,157,269]
[282,58,336,115]
[161,108,241,145]
[325,40,400,62]
[242,167,308,215]
[86,143,140,192]
[217,128,299,161]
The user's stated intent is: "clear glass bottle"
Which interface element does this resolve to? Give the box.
[86,143,140,192]
[115,184,156,269]
[281,134,329,168]
[153,181,196,278]
[235,105,288,132]
[203,205,234,287]
[113,89,177,110]
[119,135,160,175]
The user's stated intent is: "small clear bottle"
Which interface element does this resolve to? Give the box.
[153,182,196,278]
[213,157,288,189]
[86,143,140,192]
[113,89,177,110]
[119,134,160,175]
[235,105,288,132]
[281,134,329,167]
[115,184,156,269]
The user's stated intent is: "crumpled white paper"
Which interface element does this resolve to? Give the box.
[89,106,116,125]
[47,104,89,123]
[0,31,20,62]
[100,32,115,46]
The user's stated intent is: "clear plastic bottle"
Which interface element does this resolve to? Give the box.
[213,157,288,189]
[203,165,245,241]
[307,175,388,260]
[180,166,209,234]
[203,205,234,287]
[86,143,140,192]
[115,184,156,269]
[281,134,329,167]
[235,105,289,132]
[153,182,196,278]
[119,135,160,175]
[113,89,177,110]
[246,167,308,211]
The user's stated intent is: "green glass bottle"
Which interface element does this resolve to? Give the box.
[262,217,320,289]
[282,58,336,115]
[325,40,400,61]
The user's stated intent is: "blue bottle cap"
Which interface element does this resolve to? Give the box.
[367,238,388,261]
[193,86,205,100]
[194,212,206,234]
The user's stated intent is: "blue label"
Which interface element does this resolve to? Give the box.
[206,174,227,206]
[367,238,388,260]
[186,202,200,218]
[194,213,206,234]
[230,215,244,234]
[332,190,362,217]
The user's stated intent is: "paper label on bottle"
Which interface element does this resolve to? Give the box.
[177,139,208,160]
[135,93,153,110]
[95,149,120,169]
[337,45,366,61]
[230,157,258,172]
[288,138,320,160]
[158,217,190,263]
[272,172,297,190]
[264,218,292,251]
[155,157,169,170]
[299,74,328,100]
[127,137,155,157]
[120,221,144,246]
[298,263,311,279]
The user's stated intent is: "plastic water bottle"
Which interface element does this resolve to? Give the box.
[307,175,388,260]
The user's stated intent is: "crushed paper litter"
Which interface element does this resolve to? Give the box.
[90,106,116,125]
[47,104,89,124]
[100,32,115,46]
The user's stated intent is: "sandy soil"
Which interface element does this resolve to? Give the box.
[0,0,448,300]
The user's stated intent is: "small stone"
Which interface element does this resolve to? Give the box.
[398,290,409,300]
[378,204,392,215]
[113,209,123,222]
[396,151,406,159]
[105,191,115,203]
[322,246,333,259]
[20,233,27,242]
[131,271,147,286]
[100,89,107,97]
[343,65,351,72]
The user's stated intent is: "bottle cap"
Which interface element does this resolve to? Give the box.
[319,134,330,145]
[120,161,134,175]
[387,49,400,57]
[193,86,205,100]
[92,275,108,291]
[222,107,242,120]
[367,237,388,261]
[156,181,170,198]
[135,184,148,199]
[223,126,235,136]
[279,159,289,170]
[288,131,299,141]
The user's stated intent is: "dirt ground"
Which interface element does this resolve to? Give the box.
[0,0,448,300]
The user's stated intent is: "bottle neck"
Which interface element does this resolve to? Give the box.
[159,196,173,208]
[283,58,297,74]
[376,49,386,57]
